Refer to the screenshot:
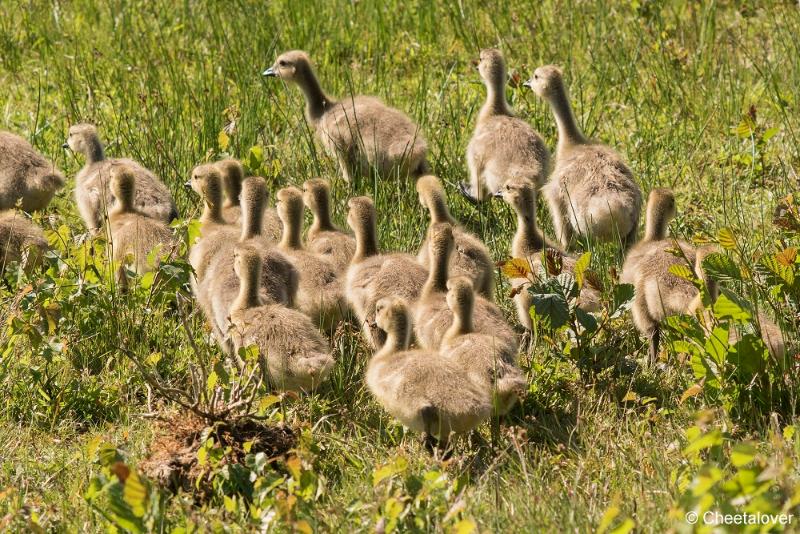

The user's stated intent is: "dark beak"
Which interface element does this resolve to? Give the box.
[262,67,277,77]
[61,142,69,149]
[184,181,192,192]
[522,80,533,89]
[493,190,504,199]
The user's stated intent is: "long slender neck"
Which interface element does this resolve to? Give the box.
[310,197,334,232]
[297,70,334,123]
[644,209,669,242]
[233,266,261,310]
[85,137,105,165]
[446,299,473,341]
[514,201,545,255]
[478,76,511,123]
[240,202,264,241]
[424,243,450,295]
[280,209,303,250]
[224,182,241,209]
[353,219,379,262]
[375,320,410,358]
[548,84,585,151]
[201,197,224,225]
[426,193,455,225]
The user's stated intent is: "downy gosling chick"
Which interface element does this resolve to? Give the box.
[414,223,516,353]
[65,124,177,232]
[526,67,641,249]
[460,49,549,203]
[620,188,697,363]
[216,159,282,241]
[441,277,526,415]
[302,177,356,274]
[0,131,64,212]
[366,297,493,450]
[416,175,494,298]
[108,166,177,283]
[228,244,333,391]
[496,178,601,330]
[264,51,428,181]
[0,210,49,273]
[276,186,346,332]
[345,196,428,348]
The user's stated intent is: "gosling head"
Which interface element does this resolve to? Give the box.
[263,50,314,83]
[415,175,443,210]
[346,196,376,233]
[427,222,454,259]
[374,297,411,350]
[276,186,304,224]
[524,65,565,100]
[240,176,268,210]
[187,163,224,207]
[446,276,475,316]
[495,178,536,215]
[233,243,262,279]
[64,123,100,155]
[644,187,676,241]
[109,165,137,212]
[302,177,331,213]
[216,159,244,206]
[476,48,507,87]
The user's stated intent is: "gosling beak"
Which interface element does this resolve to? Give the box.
[493,190,504,199]
[522,79,533,89]
[184,181,192,192]
[61,142,69,149]
[262,67,277,77]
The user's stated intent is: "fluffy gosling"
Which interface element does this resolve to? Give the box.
[0,131,64,212]
[302,177,356,274]
[0,210,49,273]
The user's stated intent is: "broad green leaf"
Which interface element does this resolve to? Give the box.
[597,505,620,534]
[500,258,531,279]
[702,253,741,282]
[669,263,694,280]
[762,126,780,142]
[730,443,757,467]
[610,283,634,318]
[218,130,230,151]
[122,470,148,518]
[712,290,751,321]
[530,292,570,330]
[575,307,597,333]
[684,429,723,455]
[610,518,635,534]
[573,252,591,288]
[717,228,737,250]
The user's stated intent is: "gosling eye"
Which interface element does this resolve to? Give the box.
[278,60,287,67]
[534,74,539,80]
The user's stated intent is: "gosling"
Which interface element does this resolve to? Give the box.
[302,177,356,274]
[0,131,64,212]
[414,222,516,353]
[345,196,428,348]
[366,297,493,450]
[65,124,177,232]
[459,49,549,203]
[496,178,601,330]
[227,244,333,392]
[276,186,347,332]
[216,159,282,241]
[0,210,49,273]
[416,175,494,298]
[526,66,641,249]
[620,188,696,363]
[264,51,428,181]
[107,166,177,283]
[441,277,526,415]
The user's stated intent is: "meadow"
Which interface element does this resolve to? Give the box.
[1,0,800,531]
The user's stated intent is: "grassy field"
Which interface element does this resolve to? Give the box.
[1,0,800,531]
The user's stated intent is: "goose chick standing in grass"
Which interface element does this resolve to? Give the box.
[64,124,178,232]
[107,166,177,285]
[203,177,298,349]
[366,297,493,451]
[620,188,697,363]
[459,49,549,203]
[276,186,346,332]
[526,67,641,249]
[690,246,786,360]
[345,196,427,348]
[0,210,49,273]
[0,131,64,212]
[416,175,494,299]
[442,277,526,415]
[264,51,428,181]
[216,159,282,241]
[413,223,516,352]
[496,178,601,330]
[302,177,355,274]
[228,244,333,392]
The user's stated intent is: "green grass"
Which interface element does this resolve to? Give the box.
[1,0,799,531]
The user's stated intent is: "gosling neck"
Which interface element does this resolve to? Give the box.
[296,69,334,124]
[446,299,473,341]
[352,219,379,262]
[84,136,105,165]
[644,208,669,242]
[201,196,224,225]
[478,76,512,123]
[233,265,261,310]
[376,320,411,359]
[279,209,303,250]
[513,201,545,255]
[425,193,455,225]
[310,196,335,233]
[240,201,264,241]
[547,83,586,153]
[424,243,451,295]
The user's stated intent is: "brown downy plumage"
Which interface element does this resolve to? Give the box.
[459,49,549,203]
[366,297,493,449]
[620,188,697,363]
[344,196,428,348]
[203,177,299,349]
[107,165,176,285]
[496,178,601,330]
[276,186,346,332]
[416,175,494,298]
[0,210,49,273]
[264,51,428,181]
[0,131,64,212]
[65,124,177,232]
[227,244,333,391]
[216,159,282,241]
[525,66,641,249]
[413,223,516,353]
[441,277,526,415]
[302,177,355,274]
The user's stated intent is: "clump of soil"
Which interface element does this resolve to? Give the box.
[140,412,296,496]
